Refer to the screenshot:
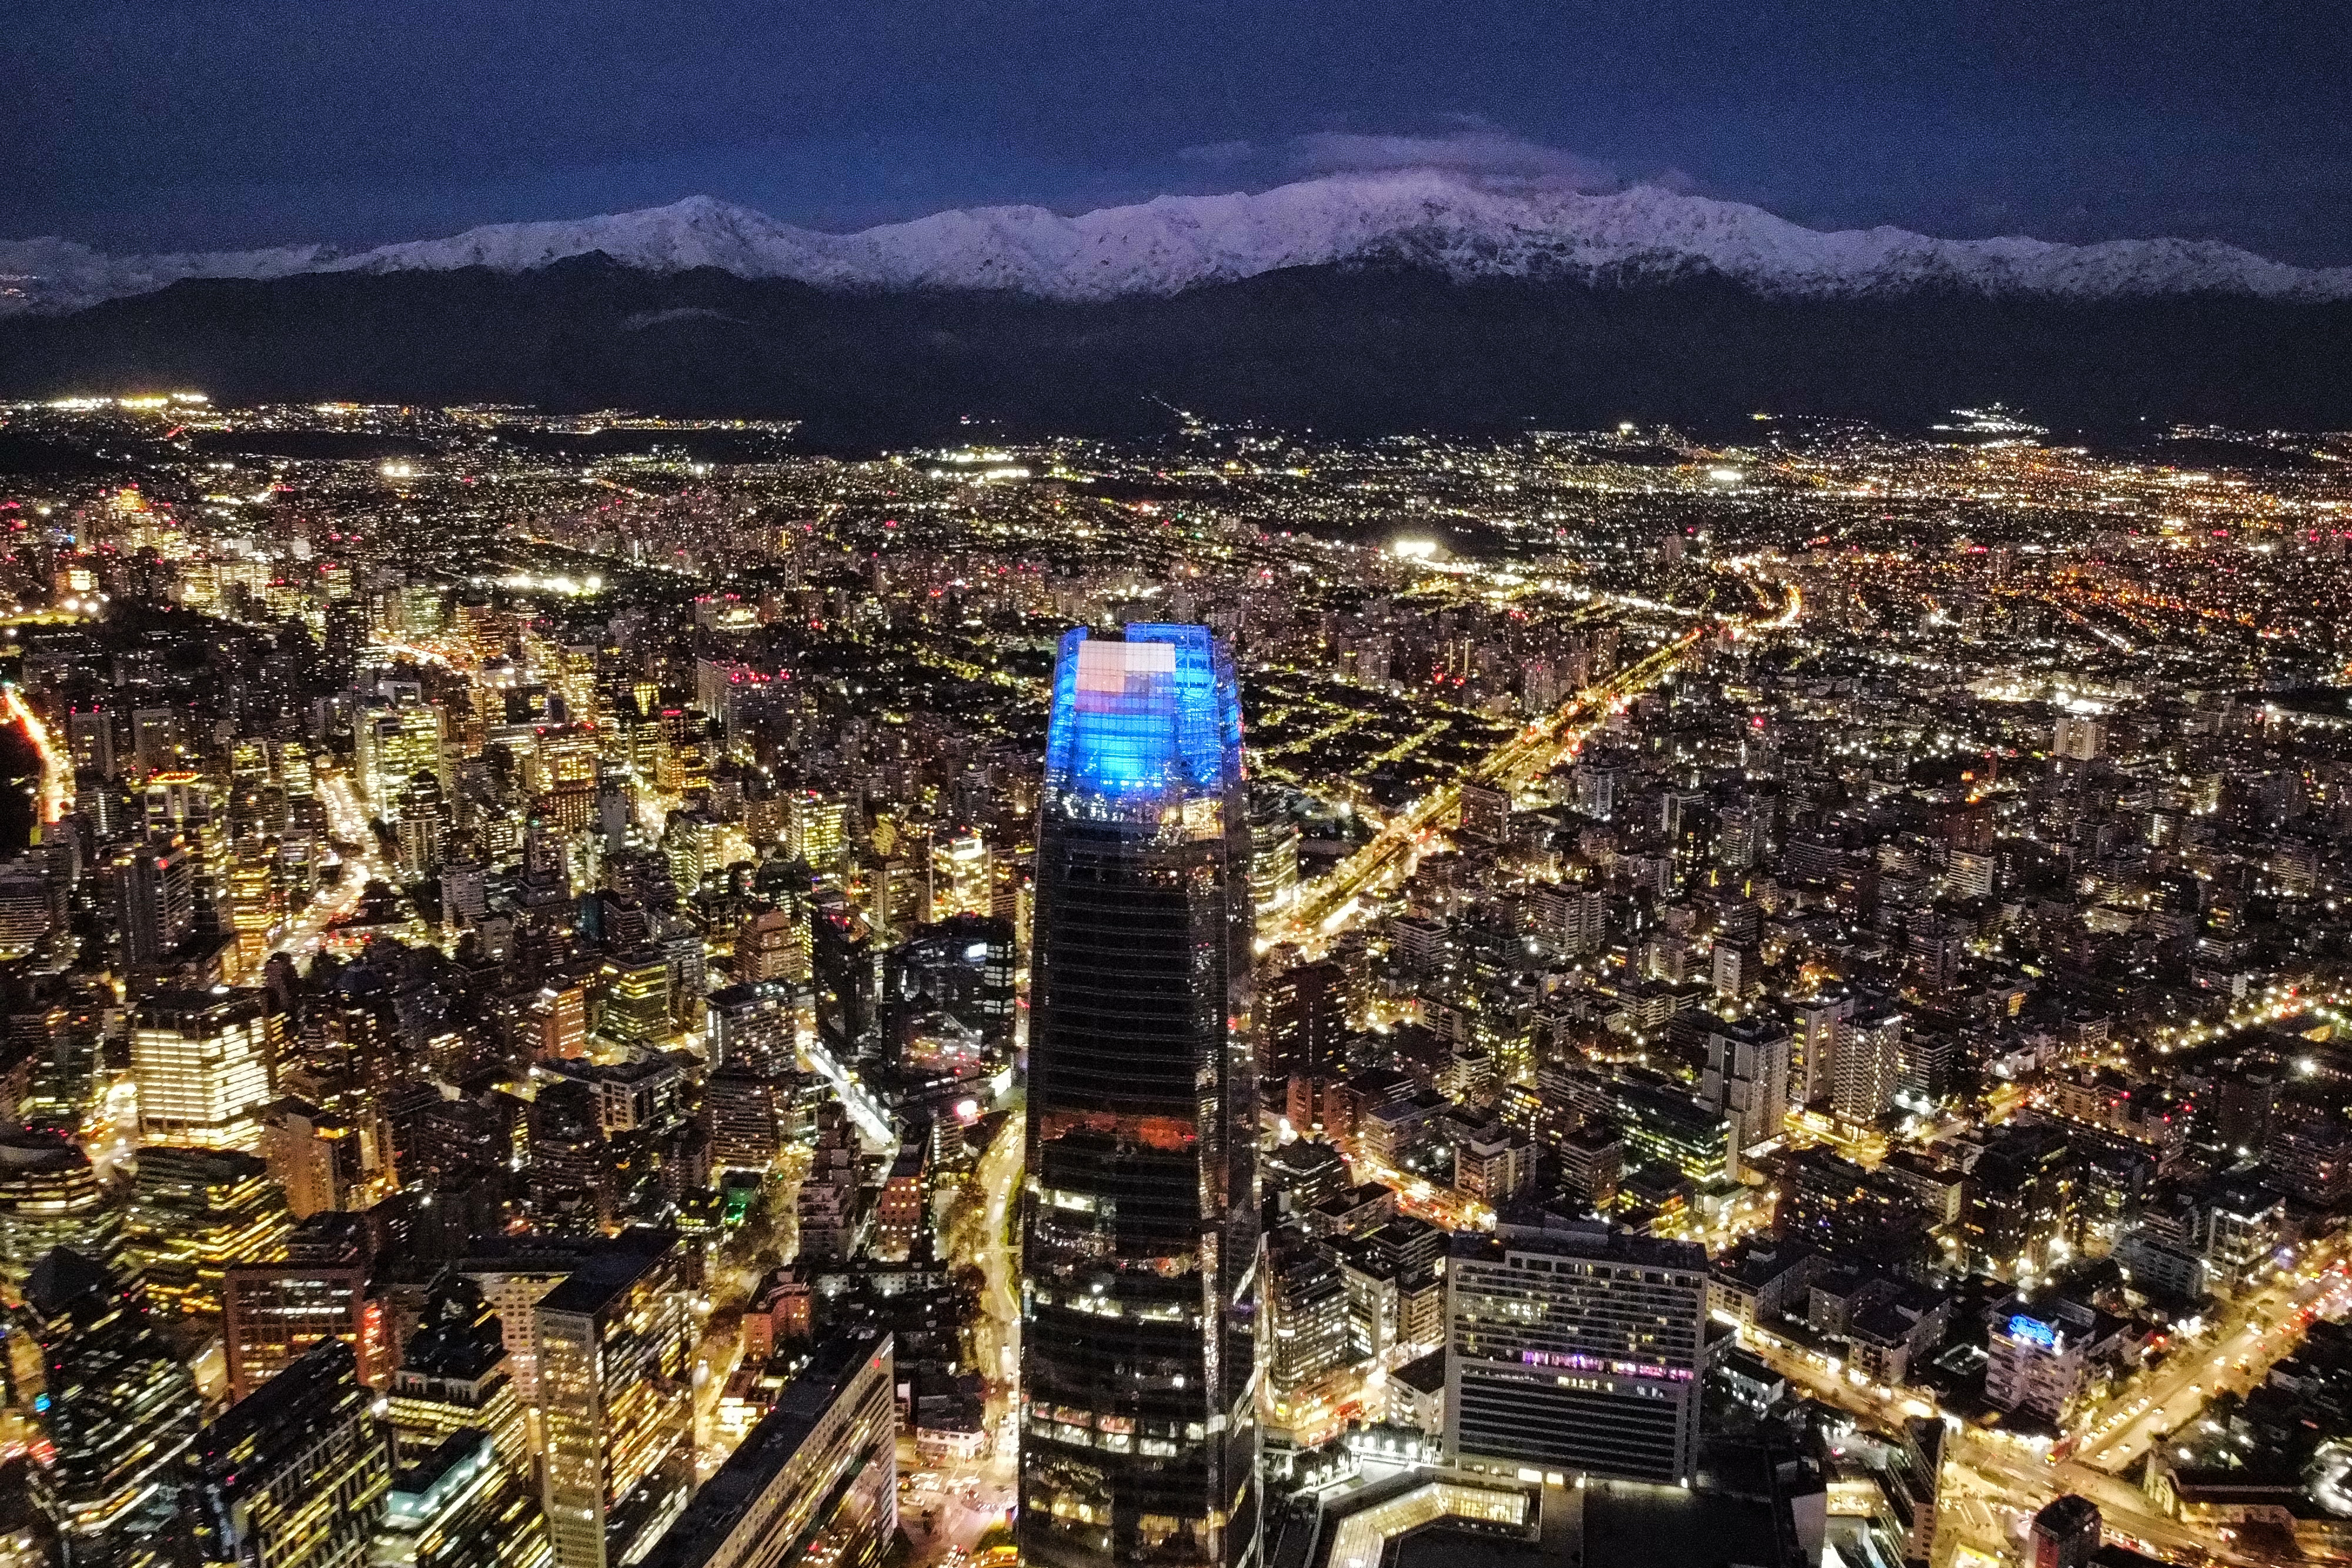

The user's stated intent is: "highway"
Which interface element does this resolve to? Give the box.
[1740,1328,2259,1566]
[1274,628,1705,950]
[1275,573,1801,952]
[2,684,72,827]
[1739,1239,2352,1567]
[2068,1247,2351,1475]
[973,1112,1023,1398]
[271,770,387,958]
[907,1113,1023,1567]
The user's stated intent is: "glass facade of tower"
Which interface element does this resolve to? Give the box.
[1020,625,1259,1568]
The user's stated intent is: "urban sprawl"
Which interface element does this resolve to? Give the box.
[0,398,2348,1568]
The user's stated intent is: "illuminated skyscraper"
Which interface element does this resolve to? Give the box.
[131,989,276,1152]
[21,1247,206,1566]
[1020,625,1259,1568]
[536,1237,695,1568]
[123,1145,292,1317]
[0,1131,126,1295]
[359,703,448,818]
[181,1338,392,1568]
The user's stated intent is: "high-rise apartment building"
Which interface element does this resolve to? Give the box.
[1445,1219,1706,1485]
[536,1236,696,1568]
[1265,1239,1351,1410]
[1020,626,1259,1568]
[1831,1005,1906,1128]
[2052,714,2106,763]
[636,1328,897,1568]
[131,988,276,1152]
[1246,800,1298,917]
[1262,960,1348,1084]
[1702,1015,1790,1167]
[181,1339,393,1568]
[1791,992,1853,1109]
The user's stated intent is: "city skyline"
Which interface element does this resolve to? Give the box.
[0,397,2346,1568]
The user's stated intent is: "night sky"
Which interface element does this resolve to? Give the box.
[8,1,2349,263]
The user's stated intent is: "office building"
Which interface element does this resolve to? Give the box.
[123,1145,292,1316]
[111,838,196,967]
[0,1130,126,1293]
[809,905,877,1066]
[181,1339,392,1568]
[131,989,276,1152]
[636,1328,896,1568]
[928,830,991,921]
[599,949,671,1048]
[375,1430,553,1568]
[359,703,449,816]
[880,912,1016,1061]
[536,1236,695,1568]
[1457,782,1511,844]
[1020,626,1259,1568]
[1445,1219,1706,1485]
[871,1144,926,1263]
[19,1248,206,1564]
[389,1278,530,1477]
[222,1210,378,1402]
[2029,1496,2102,1568]
[0,856,56,960]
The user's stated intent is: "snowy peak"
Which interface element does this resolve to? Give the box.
[6,170,2351,317]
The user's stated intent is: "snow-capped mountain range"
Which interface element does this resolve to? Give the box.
[6,169,2351,318]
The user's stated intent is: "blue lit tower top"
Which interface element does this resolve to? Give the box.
[1042,624,1244,804]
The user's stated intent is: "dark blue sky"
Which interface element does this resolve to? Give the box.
[8,0,2350,263]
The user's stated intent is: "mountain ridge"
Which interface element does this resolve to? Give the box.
[6,255,2349,446]
[7,170,2351,317]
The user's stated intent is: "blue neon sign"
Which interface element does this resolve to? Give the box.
[2006,1313,2058,1350]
